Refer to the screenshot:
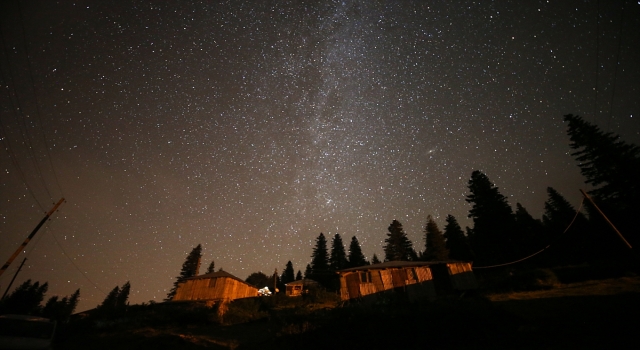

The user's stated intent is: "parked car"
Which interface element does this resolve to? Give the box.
[0,314,57,350]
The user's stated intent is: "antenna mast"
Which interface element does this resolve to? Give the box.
[0,198,65,277]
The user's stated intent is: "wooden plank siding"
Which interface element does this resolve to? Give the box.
[447,262,478,290]
[172,272,259,302]
[337,261,477,302]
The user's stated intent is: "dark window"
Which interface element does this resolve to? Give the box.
[360,272,370,283]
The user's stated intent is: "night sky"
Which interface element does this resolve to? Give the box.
[1,0,639,312]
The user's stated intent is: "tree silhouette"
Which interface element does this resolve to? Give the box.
[565,114,640,208]
[466,170,517,265]
[246,271,270,288]
[565,114,640,250]
[96,281,129,318]
[304,263,312,279]
[296,270,303,280]
[383,220,415,261]
[0,280,48,315]
[443,214,473,261]
[347,236,368,268]
[166,244,202,300]
[310,233,331,287]
[281,261,295,285]
[329,233,348,271]
[542,187,591,265]
[205,260,215,274]
[423,215,449,261]
[543,187,585,234]
[371,253,381,264]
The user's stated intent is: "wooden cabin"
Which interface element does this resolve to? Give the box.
[337,261,477,302]
[172,270,258,303]
[284,279,319,297]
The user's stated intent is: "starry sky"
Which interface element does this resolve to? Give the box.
[1,0,639,312]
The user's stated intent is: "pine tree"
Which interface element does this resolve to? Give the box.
[97,285,120,317]
[329,233,348,271]
[166,244,202,300]
[310,233,331,286]
[347,236,368,268]
[565,114,640,250]
[295,270,303,280]
[542,187,591,265]
[66,288,80,320]
[281,261,295,285]
[41,288,80,323]
[205,260,215,274]
[383,220,415,261]
[116,281,131,311]
[543,187,585,234]
[423,215,449,261]
[371,253,381,264]
[564,114,640,208]
[304,263,313,279]
[514,203,546,259]
[0,280,48,315]
[466,170,517,265]
[443,214,473,261]
[42,296,63,320]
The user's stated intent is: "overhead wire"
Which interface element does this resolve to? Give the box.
[0,18,49,210]
[17,0,65,197]
[44,221,108,296]
[473,198,585,269]
[0,52,44,211]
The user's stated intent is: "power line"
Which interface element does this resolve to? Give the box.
[16,0,65,197]
[473,198,585,269]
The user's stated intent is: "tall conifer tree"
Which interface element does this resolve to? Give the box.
[383,220,414,261]
[443,214,473,261]
[281,261,295,285]
[310,233,331,286]
[423,215,449,261]
[166,244,202,300]
[564,114,640,208]
[347,236,368,267]
[466,171,516,265]
[329,233,348,271]
[205,260,215,274]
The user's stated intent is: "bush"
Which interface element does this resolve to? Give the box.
[221,298,268,325]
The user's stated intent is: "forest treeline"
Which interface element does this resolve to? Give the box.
[6,114,637,322]
[169,114,640,292]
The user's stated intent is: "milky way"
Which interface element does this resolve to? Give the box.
[1,0,639,311]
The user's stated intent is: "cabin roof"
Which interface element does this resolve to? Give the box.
[185,270,247,284]
[337,260,473,273]
[285,278,319,286]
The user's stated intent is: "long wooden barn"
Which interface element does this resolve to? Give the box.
[172,270,259,303]
[337,261,477,302]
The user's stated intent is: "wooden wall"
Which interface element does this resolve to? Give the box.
[339,263,476,302]
[173,277,258,301]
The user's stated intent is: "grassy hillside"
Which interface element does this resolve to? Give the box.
[56,269,640,349]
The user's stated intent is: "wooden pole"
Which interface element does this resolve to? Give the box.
[1,258,27,299]
[579,189,632,249]
[0,198,65,277]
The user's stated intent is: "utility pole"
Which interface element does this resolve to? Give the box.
[0,198,65,277]
[2,258,27,299]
